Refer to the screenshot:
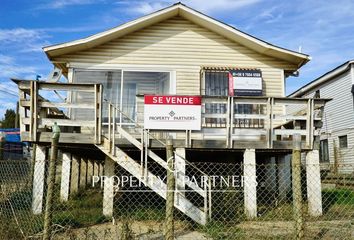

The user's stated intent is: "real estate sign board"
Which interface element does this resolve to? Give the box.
[144,95,201,130]
[228,69,263,96]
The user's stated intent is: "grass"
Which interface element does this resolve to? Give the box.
[52,189,108,227]
[198,221,245,240]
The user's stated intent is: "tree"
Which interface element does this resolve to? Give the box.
[1,109,17,128]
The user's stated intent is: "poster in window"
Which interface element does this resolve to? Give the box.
[228,69,263,96]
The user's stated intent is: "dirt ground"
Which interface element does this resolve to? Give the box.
[51,219,354,240]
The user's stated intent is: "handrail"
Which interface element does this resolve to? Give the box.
[104,99,212,219]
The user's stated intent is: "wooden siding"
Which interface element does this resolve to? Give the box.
[320,128,354,173]
[288,65,354,170]
[54,17,297,98]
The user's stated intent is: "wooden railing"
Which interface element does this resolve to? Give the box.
[135,96,328,150]
[16,80,102,144]
[15,80,328,149]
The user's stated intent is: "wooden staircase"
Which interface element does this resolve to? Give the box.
[95,102,210,225]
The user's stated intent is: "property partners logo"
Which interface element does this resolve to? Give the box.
[92,173,257,192]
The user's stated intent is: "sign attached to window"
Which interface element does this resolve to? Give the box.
[144,95,202,130]
[228,69,263,96]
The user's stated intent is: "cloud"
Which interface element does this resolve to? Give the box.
[36,0,103,10]
[0,28,50,53]
[117,0,262,15]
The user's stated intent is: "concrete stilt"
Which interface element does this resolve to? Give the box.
[103,157,115,217]
[94,161,99,177]
[60,152,71,202]
[306,150,323,216]
[278,154,292,202]
[264,157,277,201]
[70,155,80,195]
[32,145,47,214]
[87,159,94,186]
[79,158,87,188]
[243,149,257,219]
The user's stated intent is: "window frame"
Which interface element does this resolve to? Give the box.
[339,135,348,149]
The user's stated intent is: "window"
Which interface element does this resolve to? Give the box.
[202,69,264,128]
[320,139,329,162]
[314,90,320,98]
[339,135,348,148]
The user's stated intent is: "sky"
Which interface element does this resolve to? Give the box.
[1,0,354,118]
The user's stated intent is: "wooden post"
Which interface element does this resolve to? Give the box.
[43,122,60,240]
[292,133,304,240]
[165,138,175,240]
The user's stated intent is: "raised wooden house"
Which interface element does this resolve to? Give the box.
[14,3,327,225]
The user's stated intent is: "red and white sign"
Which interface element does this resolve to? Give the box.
[144,95,202,130]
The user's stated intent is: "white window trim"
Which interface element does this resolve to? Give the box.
[70,64,176,95]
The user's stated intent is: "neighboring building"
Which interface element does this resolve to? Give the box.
[288,60,354,173]
[0,128,29,160]
[13,3,327,223]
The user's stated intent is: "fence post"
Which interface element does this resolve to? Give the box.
[43,123,60,240]
[165,138,175,240]
[292,132,304,239]
[0,132,6,160]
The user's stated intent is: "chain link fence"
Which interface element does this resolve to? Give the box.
[1,152,354,239]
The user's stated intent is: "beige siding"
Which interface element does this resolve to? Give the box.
[54,17,297,97]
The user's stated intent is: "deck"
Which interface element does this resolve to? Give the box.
[14,80,329,150]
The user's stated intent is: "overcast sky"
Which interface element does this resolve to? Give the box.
[1,0,354,118]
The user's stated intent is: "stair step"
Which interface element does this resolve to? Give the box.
[96,144,207,225]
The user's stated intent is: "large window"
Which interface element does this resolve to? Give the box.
[320,139,329,162]
[339,135,348,148]
[73,69,171,124]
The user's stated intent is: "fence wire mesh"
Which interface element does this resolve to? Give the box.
[1,152,354,239]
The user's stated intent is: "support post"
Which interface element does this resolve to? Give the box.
[278,154,292,202]
[43,123,60,240]
[243,149,257,219]
[292,133,304,239]
[306,150,322,216]
[165,138,175,240]
[31,145,46,215]
[103,157,115,217]
[70,155,80,195]
[87,159,94,186]
[60,152,71,202]
[175,148,186,201]
[79,158,87,188]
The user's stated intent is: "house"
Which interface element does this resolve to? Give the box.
[288,60,354,174]
[13,3,328,225]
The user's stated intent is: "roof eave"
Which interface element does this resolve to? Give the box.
[44,3,310,69]
[288,60,354,97]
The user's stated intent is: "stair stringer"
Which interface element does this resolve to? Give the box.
[96,144,207,225]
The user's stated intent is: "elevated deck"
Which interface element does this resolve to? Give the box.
[14,80,329,150]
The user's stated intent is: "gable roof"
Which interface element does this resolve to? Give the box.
[43,3,310,69]
[288,60,354,97]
